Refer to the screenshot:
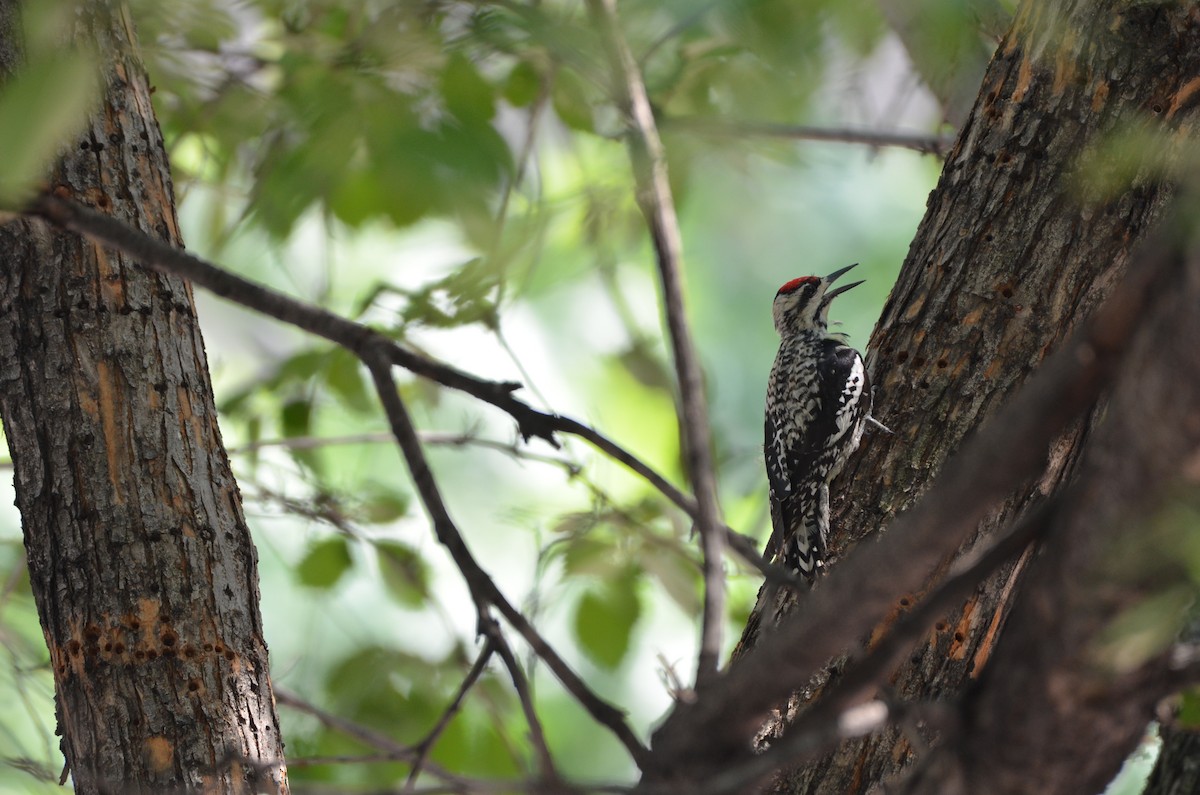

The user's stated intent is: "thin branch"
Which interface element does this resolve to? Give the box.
[493,71,551,308]
[362,354,651,767]
[662,116,955,156]
[230,430,582,475]
[587,0,726,689]
[404,640,497,792]
[638,0,725,66]
[275,688,416,760]
[275,688,503,794]
[483,619,561,783]
[26,194,784,582]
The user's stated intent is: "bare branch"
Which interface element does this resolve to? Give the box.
[662,116,954,156]
[586,0,727,689]
[229,430,582,475]
[637,0,725,66]
[26,194,786,583]
[275,688,416,760]
[404,641,496,792]
[644,232,1186,782]
[362,354,651,767]
[483,619,561,783]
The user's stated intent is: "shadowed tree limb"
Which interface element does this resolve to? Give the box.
[690,501,1055,794]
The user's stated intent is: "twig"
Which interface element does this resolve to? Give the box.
[229,430,583,475]
[362,354,651,767]
[275,688,491,792]
[587,0,726,689]
[275,688,416,759]
[404,640,496,791]
[26,194,784,582]
[662,116,955,156]
[493,71,551,308]
[637,0,725,66]
[483,619,561,783]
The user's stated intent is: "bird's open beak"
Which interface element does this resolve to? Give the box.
[823,263,864,301]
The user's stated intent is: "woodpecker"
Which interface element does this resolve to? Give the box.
[765,264,871,581]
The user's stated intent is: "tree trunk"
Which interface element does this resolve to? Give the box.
[1144,725,1200,795]
[735,1,1200,792]
[0,4,287,793]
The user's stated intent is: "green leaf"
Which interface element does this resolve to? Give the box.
[1179,689,1200,729]
[551,66,594,132]
[561,536,618,578]
[325,349,374,414]
[573,572,642,669]
[329,168,388,228]
[441,53,496,122]
[504,59,542,107]
[297,537,353,589]
[280,398,312,438]
[642,550,701,615]
[362,492,409,524]
[618,342,674,393]
[279,349,327,382]
[377,541,430,607]
[0,52,99,205]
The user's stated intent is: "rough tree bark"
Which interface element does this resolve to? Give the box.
[1144,725,1200,795]
[0,4,287,793]
[732,1,1200,793]
[919,231,1200,793]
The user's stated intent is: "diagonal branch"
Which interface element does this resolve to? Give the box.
[26,193,791,584]
[362,353,651,767]
[586,0,727,689]
[403,640,497,792]
[275,689,409,756]
[482,619,561,783]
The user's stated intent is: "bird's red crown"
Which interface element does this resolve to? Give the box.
[777,276,820,295]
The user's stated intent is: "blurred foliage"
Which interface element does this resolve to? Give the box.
[1093,492,1200,675]
[0,3,97,205]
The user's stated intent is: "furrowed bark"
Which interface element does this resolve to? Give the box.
[0,4,287,792]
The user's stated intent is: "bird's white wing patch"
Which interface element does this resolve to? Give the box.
[834,352,865,434]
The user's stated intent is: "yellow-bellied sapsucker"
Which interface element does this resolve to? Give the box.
[765,264,871,581]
